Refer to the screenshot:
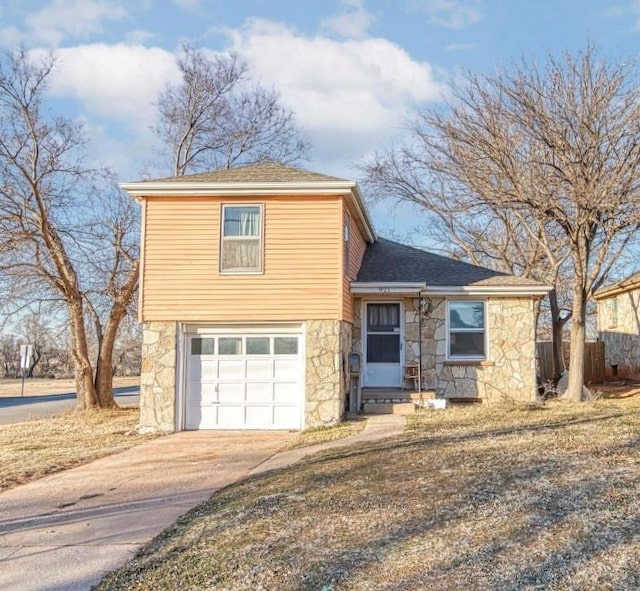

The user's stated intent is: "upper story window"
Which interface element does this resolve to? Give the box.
[220,204,263,274]
[344,214,350,276]
[448,300,486,360]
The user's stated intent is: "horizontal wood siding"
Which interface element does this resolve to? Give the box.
[143,196,342,321]
[342,209,369,322]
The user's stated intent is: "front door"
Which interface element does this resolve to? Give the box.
[364,302,402,387]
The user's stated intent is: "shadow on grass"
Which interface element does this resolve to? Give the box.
[96,408,640,590]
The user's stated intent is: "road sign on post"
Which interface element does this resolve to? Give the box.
[20,344,33,370]
[19,344,33,397]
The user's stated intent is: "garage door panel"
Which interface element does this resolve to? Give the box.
[218,359,244,379]
[185,405,204,429]
[273,405,300,427]
[185,332,302,430]
[246,382,273,403]
[246,359,274,379]
[216,405,244,427]
[196,382,219,403]
[246,405,273,426]
[274,358,299,380]
[188,358,218,380]
[273,382,298,404]
[218,382,244,402]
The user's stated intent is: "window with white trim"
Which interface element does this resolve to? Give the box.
[447,300,486,359]
[344,214,350,276]
[220,204,263,273]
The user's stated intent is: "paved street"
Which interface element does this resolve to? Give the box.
[0,387,139,425]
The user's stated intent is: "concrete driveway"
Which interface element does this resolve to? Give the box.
[0,431,293,591]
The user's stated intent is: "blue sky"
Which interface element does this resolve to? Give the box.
[1,0,639,233]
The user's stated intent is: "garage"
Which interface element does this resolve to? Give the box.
[184,328,304,430]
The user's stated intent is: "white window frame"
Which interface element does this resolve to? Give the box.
[344,213,350,277]
[220,203,264,274]
[446,299,488,361]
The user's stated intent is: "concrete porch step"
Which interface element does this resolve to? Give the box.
[362,402,416,415]
[362,390,437,403]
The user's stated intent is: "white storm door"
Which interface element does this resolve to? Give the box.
[363,302,402,387]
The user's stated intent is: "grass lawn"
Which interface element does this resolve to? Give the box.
[97,396,640,591]
[0,409,158,492]
[283,418,367,450]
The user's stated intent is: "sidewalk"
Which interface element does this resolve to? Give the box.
[252,414,406,474]
[0,415,406,591]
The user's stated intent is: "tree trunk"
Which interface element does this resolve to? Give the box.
[68,298,98,410]
[548,289,566,382]
[95,310,123,408]
[566,284,587,402]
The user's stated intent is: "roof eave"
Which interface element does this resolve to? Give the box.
[593,279,640,300]
[350,282,426,294]
[351,282,552,296]
[423,285,551,296]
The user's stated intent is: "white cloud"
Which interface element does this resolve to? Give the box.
[1,25,23,46]
[408,0,483,29]
[22,16,445,180]
[225,18,445,173]
[43,43,179,130]
[321,0,376,39]
[17,0,128,46]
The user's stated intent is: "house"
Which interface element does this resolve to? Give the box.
[594,273,640,379]
[121,162,550,432]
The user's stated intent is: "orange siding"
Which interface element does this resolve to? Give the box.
[142,195,342,322]
[342,208,368,323]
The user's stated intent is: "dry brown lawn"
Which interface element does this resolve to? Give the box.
[283,418,367,450]
[97,395,640,591]
[0,409,158,492]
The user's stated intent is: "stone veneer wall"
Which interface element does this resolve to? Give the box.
[340,321,353,399]
[139,321,177,432]
[305,319,347,427]
[354,296,537,403]
[598,290,640,378]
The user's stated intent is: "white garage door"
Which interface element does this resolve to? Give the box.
[184,330,303,430]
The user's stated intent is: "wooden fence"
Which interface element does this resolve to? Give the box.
[536,341,605,385]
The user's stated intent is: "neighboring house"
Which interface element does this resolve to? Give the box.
[121,162,550,432]
[594,273,640,379]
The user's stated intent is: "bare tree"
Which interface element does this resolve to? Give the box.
[0,47,139,409]
[0,334,19,377]
[154,45,310,176]
[363,46,640,401]
[363,159,572,381]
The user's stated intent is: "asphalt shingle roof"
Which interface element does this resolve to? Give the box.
[148,162,348,184]
[357,238,544,287]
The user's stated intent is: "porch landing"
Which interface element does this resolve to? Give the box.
[361,388,437,415]
[359,389,482,414]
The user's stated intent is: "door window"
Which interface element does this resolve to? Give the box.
[366,303,401,363]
